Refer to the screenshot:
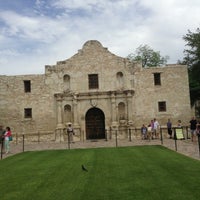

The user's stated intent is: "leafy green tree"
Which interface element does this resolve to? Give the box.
[127,44,169,67]
[183,28,200,107]
[183,28,200,66]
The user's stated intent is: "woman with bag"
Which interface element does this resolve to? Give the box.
[4,126,12,154]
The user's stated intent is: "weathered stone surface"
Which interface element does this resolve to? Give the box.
[0,40,192,140]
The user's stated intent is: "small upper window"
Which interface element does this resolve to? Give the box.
[24,108,32,118]
[116,72,124,88]
[154,73,161,85]
[63,74,70,91]
[158,101,166,112]
[88,74,99,89]
[24,80,31,93]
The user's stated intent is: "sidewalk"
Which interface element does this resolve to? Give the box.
[1,138,200,160]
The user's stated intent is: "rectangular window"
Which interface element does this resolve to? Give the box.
[158,101,166,112]
[154,73,161,85]
[88,74,99,89]
[24,80,31,92]
[24,108,32,118]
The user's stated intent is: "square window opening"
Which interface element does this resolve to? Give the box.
[154,73,161,85]
[88,74,99,89]
[158,101,166,112]
[24,80,31,93]
[24,108,32,118]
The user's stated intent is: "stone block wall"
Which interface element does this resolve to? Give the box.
[0,40,192,140]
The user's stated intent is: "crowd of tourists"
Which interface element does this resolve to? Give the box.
[141,117,200,142]
[141,118,161,140]
[1,117,200,155]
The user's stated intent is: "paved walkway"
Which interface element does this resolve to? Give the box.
[1,138,200,160]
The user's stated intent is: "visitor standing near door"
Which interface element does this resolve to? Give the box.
[67,123,74,143]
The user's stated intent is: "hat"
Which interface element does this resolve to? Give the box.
[67,122,72,125]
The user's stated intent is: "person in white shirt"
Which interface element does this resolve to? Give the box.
[153,118,160,139]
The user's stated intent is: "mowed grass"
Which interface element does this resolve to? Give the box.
[0,145,200,200]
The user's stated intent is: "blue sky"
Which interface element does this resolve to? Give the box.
[0,0,200,75]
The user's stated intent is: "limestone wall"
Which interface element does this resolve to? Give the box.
[45,40,134,93]
[0,40,192,139]
[0,74,56,133]
[133,65,191,127]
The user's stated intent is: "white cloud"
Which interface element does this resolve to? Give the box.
[0,0,200,75]
[0,10,69,42]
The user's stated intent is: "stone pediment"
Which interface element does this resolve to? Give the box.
[82,40,105,50]
[56,40,122,65]
[45,40,139,74]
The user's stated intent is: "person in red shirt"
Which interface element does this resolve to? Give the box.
[4,126,12,154]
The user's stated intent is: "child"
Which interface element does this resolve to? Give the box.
[141,124,148,140]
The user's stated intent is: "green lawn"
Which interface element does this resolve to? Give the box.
[0,145,200,200]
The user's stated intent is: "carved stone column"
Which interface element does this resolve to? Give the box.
[56,96,64,128]
[55,94,64,142]
[73,94,78,126]
[72,93,80,141]
[111,92,118,128]
[126,91,133,126]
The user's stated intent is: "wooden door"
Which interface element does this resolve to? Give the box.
[86,108,105,139]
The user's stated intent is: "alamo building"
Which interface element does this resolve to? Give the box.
[0,40,192,141]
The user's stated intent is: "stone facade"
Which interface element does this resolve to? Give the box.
[0,40,192,140]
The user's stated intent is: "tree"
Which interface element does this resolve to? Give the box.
[183,28,200,67]
[127,44,169,67]
[183,28,200,108]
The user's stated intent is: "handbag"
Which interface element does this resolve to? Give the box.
[9,136,13,141]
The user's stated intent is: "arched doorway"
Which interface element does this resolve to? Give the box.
[85,107,105,139]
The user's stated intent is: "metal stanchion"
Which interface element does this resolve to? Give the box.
[67,132,70,149]
[174,129,177,151]
[1,140,3,160]
[22,134,25,152]
[129,128,132,142]
[38,131,40,143]
[186,126,188,139]
[160,126,163,145]
[60,130,62,143]
[109,127,112,140]
[197,134,200,158]
[115,130,118,147]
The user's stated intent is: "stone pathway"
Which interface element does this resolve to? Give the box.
[1,138,200,160]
